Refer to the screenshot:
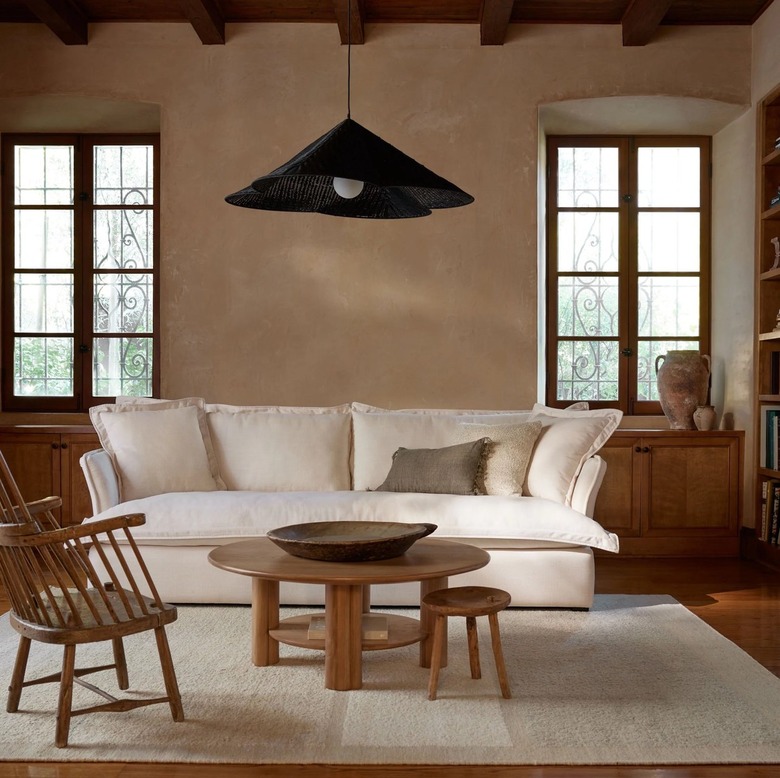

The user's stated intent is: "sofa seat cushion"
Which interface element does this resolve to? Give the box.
[86,490,619,553]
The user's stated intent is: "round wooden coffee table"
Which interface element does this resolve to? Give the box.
[208,537,490,691]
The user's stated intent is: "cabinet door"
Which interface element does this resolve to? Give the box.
[643,436,740,536]
[61,433,101,525]
[0,432,60,519]
[593,436,642,536]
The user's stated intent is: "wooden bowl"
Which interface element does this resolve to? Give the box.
[266,521,437,562]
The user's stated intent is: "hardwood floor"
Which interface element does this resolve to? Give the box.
[1,555,779,778]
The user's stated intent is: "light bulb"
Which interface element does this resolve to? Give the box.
[333,177,364,199]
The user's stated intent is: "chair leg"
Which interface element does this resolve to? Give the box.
[112,637,129,690]
[154,626,184,722]
[427,614,446,701]
[488,612,511,699]
[7,635,31,713]
[56,644,76,748]
[466,616,481,679]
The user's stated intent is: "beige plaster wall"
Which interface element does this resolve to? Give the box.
[712,112,756,524]
[754,2,780,101]
[0,21,751,412]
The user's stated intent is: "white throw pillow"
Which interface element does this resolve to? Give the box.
[454,420,543,496]
[525,403,622,505]
[90,398,225,502]
[205,404,351,491]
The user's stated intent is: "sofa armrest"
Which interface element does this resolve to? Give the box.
[79,448,120,515]
[569,455,607,518]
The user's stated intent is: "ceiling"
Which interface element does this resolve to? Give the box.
[0,0,775,47]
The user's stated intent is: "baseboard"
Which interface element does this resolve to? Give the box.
[595,535,740,557]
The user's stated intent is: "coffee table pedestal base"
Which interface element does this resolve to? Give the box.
[251,578,450,691]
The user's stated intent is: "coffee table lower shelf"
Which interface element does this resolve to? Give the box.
[270,613,425,651]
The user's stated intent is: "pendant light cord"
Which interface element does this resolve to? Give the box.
[346,0,352,118]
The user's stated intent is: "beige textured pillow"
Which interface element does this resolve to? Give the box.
[89,398,225,501]
[454,420,543,496]
[375,438,492,495]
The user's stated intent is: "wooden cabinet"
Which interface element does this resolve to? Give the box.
[594,430,743,556]
[0,426,99,526]
[753,83,780,570]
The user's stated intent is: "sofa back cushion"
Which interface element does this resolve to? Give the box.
[89,398,225,501]
[205,404,352,491]
[351,405,534,491]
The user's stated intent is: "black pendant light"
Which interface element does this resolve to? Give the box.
[225,1,474,219]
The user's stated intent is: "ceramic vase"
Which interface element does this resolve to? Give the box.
[693,404,717,432]
[654,351,711,430]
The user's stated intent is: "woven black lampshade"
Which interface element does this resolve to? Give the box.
[225,118,474,219]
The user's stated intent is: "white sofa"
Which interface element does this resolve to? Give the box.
[80,399,621,608]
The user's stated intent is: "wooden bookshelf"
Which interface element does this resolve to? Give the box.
[752,82,780,568]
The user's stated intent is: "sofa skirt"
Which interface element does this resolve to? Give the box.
[87,542,596,609]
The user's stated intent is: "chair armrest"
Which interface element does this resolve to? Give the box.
[569,455,607,518]
[20,496,63,529]
[1,497,62,528]
[17,496,62,518]
[80,449,121,514]
[7,513,147,547]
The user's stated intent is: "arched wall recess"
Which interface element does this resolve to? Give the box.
[535,94,751,410]
[0,95,160,133]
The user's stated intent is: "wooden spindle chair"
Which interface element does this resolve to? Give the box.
[0,451,183,748]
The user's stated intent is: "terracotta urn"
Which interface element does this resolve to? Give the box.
[693,405,717,432]
[654,351,711,430]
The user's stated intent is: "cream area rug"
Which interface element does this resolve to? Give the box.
[2,594,780,765]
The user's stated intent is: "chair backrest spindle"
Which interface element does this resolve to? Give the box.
[0,456,35,526]
[122,528,166,611]
[0,451,160,637]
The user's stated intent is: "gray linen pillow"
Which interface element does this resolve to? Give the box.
[454,420,543,496]
[375,438,492,495]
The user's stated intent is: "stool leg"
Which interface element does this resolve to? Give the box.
[427,614,446,701]
[466,616,481,679]
[488,612,511,699]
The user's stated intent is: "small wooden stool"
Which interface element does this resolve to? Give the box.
[422,585,511,700]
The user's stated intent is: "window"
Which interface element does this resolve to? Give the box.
[1,134,159,411]
[545,136,710,415]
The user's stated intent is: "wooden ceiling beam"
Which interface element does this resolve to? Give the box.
[22,0,87,45]
[334,0,364,45]
[179,0,225,45]
[479,0,514,46]
[621,0,674,46]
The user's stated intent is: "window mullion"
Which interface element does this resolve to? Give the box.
[76,137,95,409]
[618,137,635,416]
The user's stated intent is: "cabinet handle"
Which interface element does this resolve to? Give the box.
[635,446,641,452]
[51,443,60,450]
[61,442,68,450]
[642,446,650,453]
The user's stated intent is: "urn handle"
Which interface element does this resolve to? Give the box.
[655,354,665,375]
[701,354,711,376]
